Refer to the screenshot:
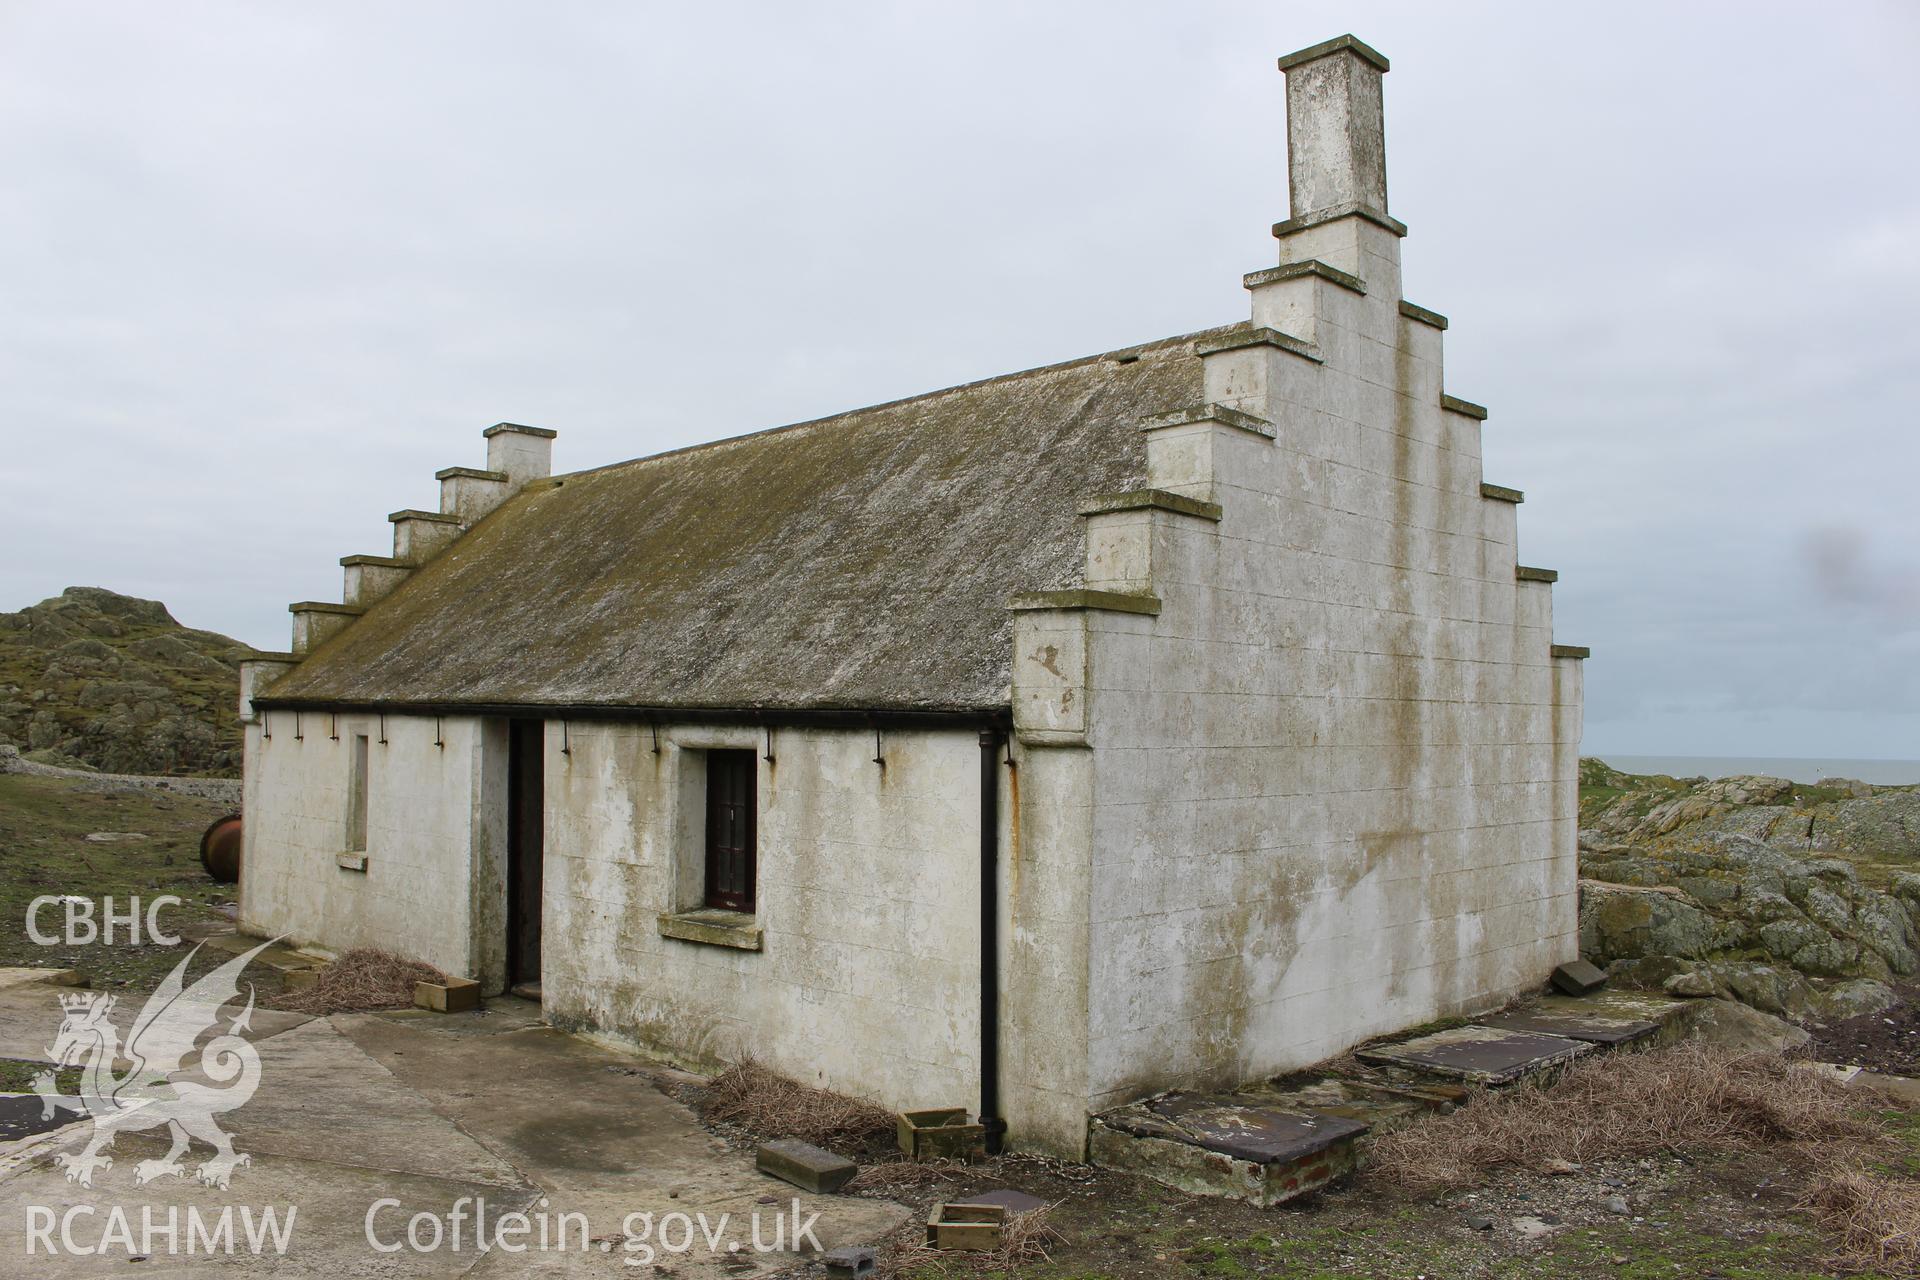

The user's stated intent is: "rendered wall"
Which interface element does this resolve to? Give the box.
[540,722,997,1119]
[239,712,508,988]
[1011,212,1584,1124]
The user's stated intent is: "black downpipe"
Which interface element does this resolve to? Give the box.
[979,728,1007,1154]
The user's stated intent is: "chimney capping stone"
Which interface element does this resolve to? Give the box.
[1277,34,1389,74]
[435,466,510,483]
[389,508,461,525]
[482,422,557,440]
[1272,203,1408,240]
[340,554,410,569]
[289,601,366,616]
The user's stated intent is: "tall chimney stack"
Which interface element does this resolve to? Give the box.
[1276,35,1391,229]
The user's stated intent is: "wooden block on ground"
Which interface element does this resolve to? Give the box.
[756,1139,856,1194]
[413,977,480,1013]
[925,1202,1006,1251]
[897,1107,986,1159]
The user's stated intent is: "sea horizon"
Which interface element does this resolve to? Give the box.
[1594,754,1920,787]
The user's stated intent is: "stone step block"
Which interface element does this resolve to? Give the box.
[756,1139,856,1194]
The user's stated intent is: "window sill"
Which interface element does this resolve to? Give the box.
[336,852,369,872]
[657,909,762,952]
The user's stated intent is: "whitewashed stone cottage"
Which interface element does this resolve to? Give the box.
[238,36,1584,1157]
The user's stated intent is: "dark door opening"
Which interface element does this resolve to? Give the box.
[507,719,545,992]
[703,749,756,912]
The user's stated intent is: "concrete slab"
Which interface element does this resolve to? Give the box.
[1356,1024,1593,1084]
[371,994,547,1036]
[1091,1093,1365,1206]
[200,933,325,973]
[1858,1071,1920,1106]
[1239,1075,1445,1136]
[221,1016,525,1187]
[0,1093,75,1143]
[1477,992,1685,1046]
[0,982,310,1066]
[0,996,905,1275]
[965,1188,1047,1215]
[0,967,86,992]
[1,1129,535,1276]
[334,1014,908,1269]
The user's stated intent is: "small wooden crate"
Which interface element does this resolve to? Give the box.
[897,1108,986,1160]
[413,977,481,1013]
[925,1202,1005,1251]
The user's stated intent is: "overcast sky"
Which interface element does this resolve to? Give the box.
[3,2,1915,760]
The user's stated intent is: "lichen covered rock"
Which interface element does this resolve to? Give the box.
[1579,759,1920,1025]
[0,587,244,776]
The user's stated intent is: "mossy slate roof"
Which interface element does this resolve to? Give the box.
[266,326,1226,713]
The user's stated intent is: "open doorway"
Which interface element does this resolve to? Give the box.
[507,719,544,998]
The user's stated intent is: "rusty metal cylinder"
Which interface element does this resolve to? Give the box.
[200,813,243,883]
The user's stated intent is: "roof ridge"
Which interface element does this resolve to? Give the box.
[558,321,1246,483]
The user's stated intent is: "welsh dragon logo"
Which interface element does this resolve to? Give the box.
[33,939,277,1189]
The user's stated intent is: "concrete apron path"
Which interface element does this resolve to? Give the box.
[0,980,905,1276]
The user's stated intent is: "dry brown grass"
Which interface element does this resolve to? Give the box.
[699,1058,895,1151]
[881,1204,1060,1277]
[1802,1164,1920,1275]
[275,947,446,1016]
[1364,1042,1884,1196]
[846,1156,967,1196]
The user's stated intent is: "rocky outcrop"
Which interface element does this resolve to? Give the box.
[1577,759,1920,1027]
[0,588,246,777]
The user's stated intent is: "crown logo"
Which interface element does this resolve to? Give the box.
[58,991,100,1013]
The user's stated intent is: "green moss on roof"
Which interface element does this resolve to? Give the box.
[267,326,1232,712]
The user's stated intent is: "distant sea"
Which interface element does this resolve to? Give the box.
[1600,756,1920,786]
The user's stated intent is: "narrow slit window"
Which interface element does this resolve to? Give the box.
[347,733,370,852]
[703,750,756,912]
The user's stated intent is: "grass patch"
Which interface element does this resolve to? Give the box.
[0,773,238,991]
[1364,1043,1881,1196]
[1802,1164,1920,1274]
[700,1058,895,1152]
[0,1058,81,1094]
[273,947,444,1015]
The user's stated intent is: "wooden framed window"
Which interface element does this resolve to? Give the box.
[703,749,756,912]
